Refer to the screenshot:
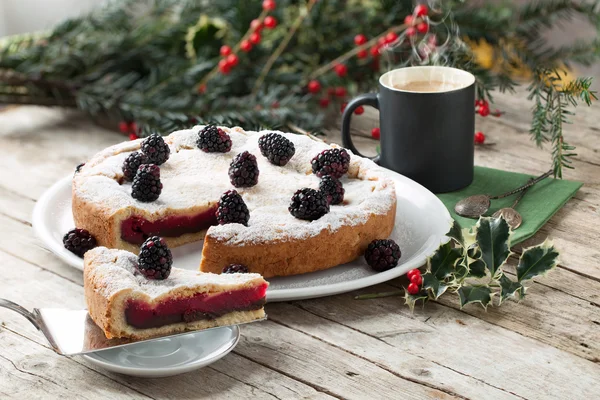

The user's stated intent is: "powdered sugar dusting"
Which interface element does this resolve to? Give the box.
[74,126,396,244]
[85,247,265,299]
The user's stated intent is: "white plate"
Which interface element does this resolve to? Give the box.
[81,326,239,378]
[33,172,452,302]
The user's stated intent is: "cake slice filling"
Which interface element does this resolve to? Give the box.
[124,283,268,329]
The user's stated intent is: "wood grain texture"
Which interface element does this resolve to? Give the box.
[0,98,599,399]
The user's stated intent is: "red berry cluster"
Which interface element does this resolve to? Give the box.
[404,4,429,38]
[218,45,239,74]
[406,268,422,295]
[119,121,139,140]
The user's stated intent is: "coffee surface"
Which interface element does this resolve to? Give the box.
[393,80,462,92]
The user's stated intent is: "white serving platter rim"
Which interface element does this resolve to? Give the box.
[33,171,452,302]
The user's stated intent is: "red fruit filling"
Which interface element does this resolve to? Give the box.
[120,207,218,245]
[125,283,268,329]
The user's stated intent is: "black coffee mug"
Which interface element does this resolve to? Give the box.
[341,66,475,193]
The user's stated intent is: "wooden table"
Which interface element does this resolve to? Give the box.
[0,88,599,399]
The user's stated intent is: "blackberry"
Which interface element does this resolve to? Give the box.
[137,236,173,280]
[364,239,401,272]
[311,148,351,178]
[229,151,259,187]
[122,151,149,181]
[196,124,232,153]
[288,188,329,221]
[63,228,97,257]
[141,133,170,165]
[222,264,249,274]
[132,164,163,202]
[216,190,250,226]
[258,132,295,166]
[319,175,345,205]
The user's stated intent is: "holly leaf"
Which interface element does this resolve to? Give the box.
[422,272,448,299]
[468,259,487,278]
[516,239,559,282]
[455,257,469,280]
[457,285,493,309]
[428,242,462,280]
[498,274,524,304]
[476,216,511,278]
[403,291,429,312]
[446,220,464,246]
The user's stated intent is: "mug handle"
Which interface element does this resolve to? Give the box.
[341,93,380,163]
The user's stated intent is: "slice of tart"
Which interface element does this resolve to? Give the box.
[83,246,268,340]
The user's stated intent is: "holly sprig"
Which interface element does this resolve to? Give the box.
[358,216,559,310]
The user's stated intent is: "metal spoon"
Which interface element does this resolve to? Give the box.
[454,170,552,219]
[491,179,532,229]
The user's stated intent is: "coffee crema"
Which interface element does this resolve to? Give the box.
[392,80,462,93]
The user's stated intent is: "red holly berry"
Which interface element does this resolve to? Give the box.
[319,97,330,108]
[416,22,428,33]
[414,4,428,17]
[197,83,207,94]
[474,131,486,144]
[118,121,129,134]
[354,106,364,115]
[357,49,368,59]
[385,31,398,44]
[129,133,138,141]
[250,19,263,32]
[354,34,367,46]
[404,15,414,25]
[240,40,253,52]
[226,53,239,67]
[264,16,277,29]
[475,99,482,107]
[250,32,261,45]
[220,45,232,57]
[407,268,420,279]
[377,37,387,46]
[340,102,347,113]
[262,0,276,11]
[334,63,348,77]
[335,87,347,97]
[307,80,321,94]
[370,46,380,57]
[218,59,231,74]
[407,283,420,295]
[371,127,380,140]
[129,122,138,134]
[406,27,417,37]
[478,105,490,117]
[410,274,423,286]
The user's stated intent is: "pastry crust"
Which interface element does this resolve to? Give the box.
[84,247,267,340]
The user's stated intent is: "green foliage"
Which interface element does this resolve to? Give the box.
[475,217,511,278]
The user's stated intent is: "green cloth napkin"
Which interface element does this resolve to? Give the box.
[436,166,582,245]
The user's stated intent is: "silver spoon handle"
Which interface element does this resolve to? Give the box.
[0,298,41,330]
[491,170,553,200]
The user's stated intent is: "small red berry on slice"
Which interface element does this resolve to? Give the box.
[319,97,330,108]
[335,86,347,98]
[334,63,348,77]
[407,283,420,295]
[406,27,417,37]
[250,32,261,45]
[129,133,138,141]
[264,16,277,29]
[385,31,398,44]
[262,0,276,11]
[220,45,232,57]
[307,80,321,94]
[414,4,428,17]
[119,121,129,134]
[240,40,253,52]
[410,274,423,286]
[416,22,428,33]
[226,53,239,67]
[357,49,368,59]
[218,59,231,74]
[474,131,486,144]
[371,127,380,139]
[250,19,263,32]
[404,15,414,25]
[354,106,364,115]
[478,106,490,117]
[354,34,367,45]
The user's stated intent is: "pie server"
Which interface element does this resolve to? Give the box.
[0,298,265,356]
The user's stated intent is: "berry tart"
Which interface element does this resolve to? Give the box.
[73,126,397,278]
[84,240,268,340]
